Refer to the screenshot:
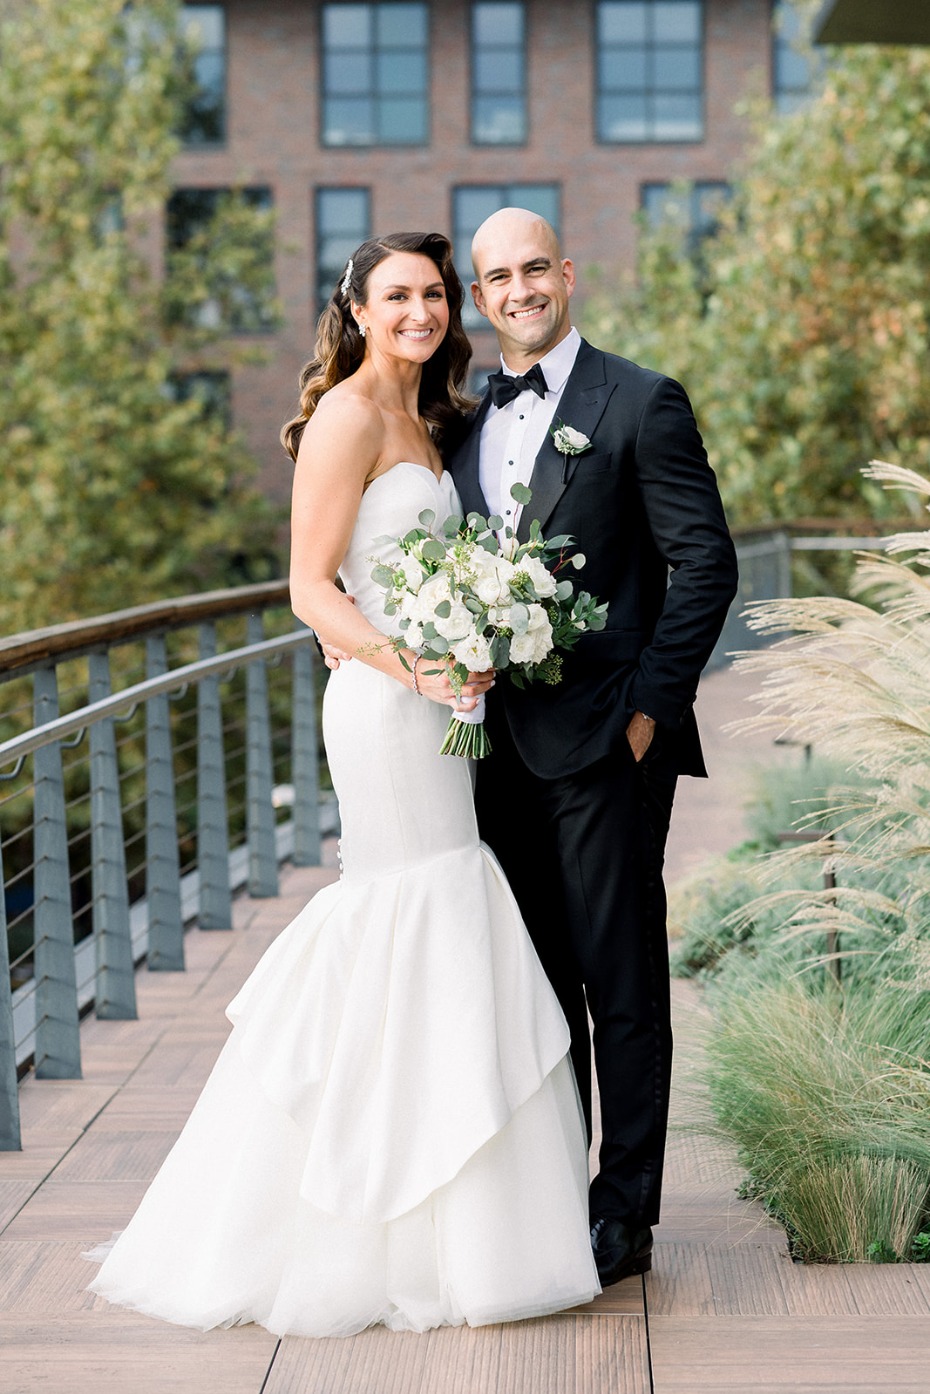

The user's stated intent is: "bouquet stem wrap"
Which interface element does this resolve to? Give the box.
[439,695,490,758]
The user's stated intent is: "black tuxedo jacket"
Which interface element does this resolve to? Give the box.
[446,339,739,779]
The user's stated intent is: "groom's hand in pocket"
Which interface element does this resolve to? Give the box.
[626,711,656,763]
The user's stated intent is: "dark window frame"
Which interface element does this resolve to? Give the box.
[320,2,431,148]
[771,0,822,115]
[639,178,731,254]
[594,0,705,146]
[179,3,227,148]
[314,186,373,316]
[166,185,276,336]
[469,1,528,147]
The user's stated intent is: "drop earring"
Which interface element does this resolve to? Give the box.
[358,324,367,338]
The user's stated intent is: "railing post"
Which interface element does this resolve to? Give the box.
[776,529,793,598]
[88,653,137,1020]
[246,613,278,898]
[145,635,184,970]
[197,623,232,929]
[0,832,22,1150]
[32,666,81,1079]
[291,625,321,866]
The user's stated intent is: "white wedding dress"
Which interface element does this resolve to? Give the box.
[87,462,600,1336]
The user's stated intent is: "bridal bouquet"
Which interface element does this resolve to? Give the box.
[371,484,608,757]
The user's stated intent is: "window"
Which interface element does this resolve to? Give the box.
[471,2,527,144]
[772,1,822,114]
[168,371,232,429]
[179,5,226,145]
[315,187,372,312]
[596,1,703,143]
[321,3,429,146]
[641,179,730,253]
[453,184,559,328]
[166,187,275,334]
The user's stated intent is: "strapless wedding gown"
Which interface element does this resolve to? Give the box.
[87,462,600,1336]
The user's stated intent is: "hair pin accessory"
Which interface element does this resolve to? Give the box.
[340,258,354,297]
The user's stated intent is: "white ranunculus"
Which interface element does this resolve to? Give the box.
[509,605,553,664]
[514,553,557,598]
[451,631,493,671]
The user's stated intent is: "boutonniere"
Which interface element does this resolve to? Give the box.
[550,421,591,481]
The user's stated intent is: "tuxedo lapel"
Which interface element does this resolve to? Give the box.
[448,393,493,519]
[517,341,615,542]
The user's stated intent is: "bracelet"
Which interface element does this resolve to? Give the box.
[411,654,423,696]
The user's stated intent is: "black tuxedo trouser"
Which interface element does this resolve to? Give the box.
[474,726,677,1227]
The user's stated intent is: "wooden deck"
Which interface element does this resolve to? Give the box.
[3,667,930,1392]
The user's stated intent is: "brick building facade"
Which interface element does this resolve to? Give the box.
[172,1,814,499]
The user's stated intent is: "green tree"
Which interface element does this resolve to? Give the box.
[0,0,280,634]
[585,41,930,527]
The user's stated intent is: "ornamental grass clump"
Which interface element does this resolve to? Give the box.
[704,963,930,1262]
[700,461,930,1261]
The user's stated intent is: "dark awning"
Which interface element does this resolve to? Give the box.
[813,0,930,45]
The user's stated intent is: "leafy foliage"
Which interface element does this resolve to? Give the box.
[584,41,930,526]
[0,0,281,634]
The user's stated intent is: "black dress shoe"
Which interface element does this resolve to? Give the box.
[590,1218,653,1286]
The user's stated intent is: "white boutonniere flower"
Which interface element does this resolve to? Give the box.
[550,421,591,456]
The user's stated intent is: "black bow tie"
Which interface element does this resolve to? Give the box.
[487,362,548,408]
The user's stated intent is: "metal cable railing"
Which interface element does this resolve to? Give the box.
[0,583,330,1151]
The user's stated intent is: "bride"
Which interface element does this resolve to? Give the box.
[86,231,600,1337]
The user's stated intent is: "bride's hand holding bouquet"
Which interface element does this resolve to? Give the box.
[372,484,608,757]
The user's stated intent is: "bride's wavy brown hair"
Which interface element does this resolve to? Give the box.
[281,231,474,461]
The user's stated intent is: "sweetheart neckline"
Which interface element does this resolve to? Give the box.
[364,460,448,493]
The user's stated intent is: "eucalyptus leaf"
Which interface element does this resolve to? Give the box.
[487,514,504,530]
[418,508,436,529]
[434,599,452,618]
[370,564,395,586]
[442,513,464,536]
[421,538,446,562]
[510,482,532,505]
[509,602,530,635]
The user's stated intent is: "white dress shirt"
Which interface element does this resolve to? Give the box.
[478,327,582,532]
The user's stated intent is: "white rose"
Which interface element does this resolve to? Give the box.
[514,553,557,598]
[438,600,474,641]
[552,424,591,455]
[451,631,494,671]
[410,571,453,623]
[399,562,424,593]
[473,554,516,605]
[510,606,553,665]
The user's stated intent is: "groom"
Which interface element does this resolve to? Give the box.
[447,208,738,1286]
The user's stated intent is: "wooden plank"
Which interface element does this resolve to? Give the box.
[50,1131,177,1183]
[642,1242,717,1318]
[15,1081,118,1134]
[0,1181,37,1232]
[571,1275,645,1317]
[779,1260,930,1318]
[2,1179,149,1239]
[268,1315,650,1394]
[0,1313,277,1394]
[654,1191,786,1249]
[0,1239,102,1313]
[649,1314,930,1392]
